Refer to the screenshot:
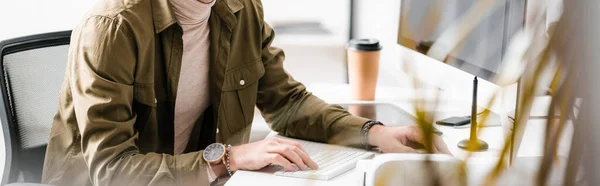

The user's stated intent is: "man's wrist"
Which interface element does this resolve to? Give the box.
[229,146,239,171]
[367,124,385,147]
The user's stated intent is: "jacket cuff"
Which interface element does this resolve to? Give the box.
[328,115,371,147]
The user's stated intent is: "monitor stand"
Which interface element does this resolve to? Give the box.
[457,139,489,151]
[457,77,489,151]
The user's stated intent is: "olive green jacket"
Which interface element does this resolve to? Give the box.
[41,0,369,185]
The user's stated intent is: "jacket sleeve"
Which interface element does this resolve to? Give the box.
[71,16,209,186]
[255,21,371,146]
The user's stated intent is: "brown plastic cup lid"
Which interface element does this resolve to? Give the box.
[347,39,382,51]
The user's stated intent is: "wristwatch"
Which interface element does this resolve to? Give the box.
[203,143,226,164]
[203,143,233,177]
[361,121,384,149]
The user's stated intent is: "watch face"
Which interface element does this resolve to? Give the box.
[203,143,225,162]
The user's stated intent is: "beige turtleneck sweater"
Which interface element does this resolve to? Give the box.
[170,0,215,155]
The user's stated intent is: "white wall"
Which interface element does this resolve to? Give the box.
[262,0,350,43]
[262,0,351,86]
[0,0,97,40]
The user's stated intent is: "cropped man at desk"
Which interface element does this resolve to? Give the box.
[42,0,450,185]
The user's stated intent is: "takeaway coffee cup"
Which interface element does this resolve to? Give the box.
[347,39,382,101]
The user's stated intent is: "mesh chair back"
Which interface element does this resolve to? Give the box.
[0,31,71,184]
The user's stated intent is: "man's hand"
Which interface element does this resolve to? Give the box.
[367,125,451,154]
[229,138,319,172]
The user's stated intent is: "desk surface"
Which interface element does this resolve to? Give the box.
[226,83,572,186]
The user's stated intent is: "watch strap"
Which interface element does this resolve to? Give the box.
[225,144,233,176]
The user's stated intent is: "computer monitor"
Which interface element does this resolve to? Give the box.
[397,0,526,82]
[397,0,527,152]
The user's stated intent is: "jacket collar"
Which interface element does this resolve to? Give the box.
[151,0,244,33]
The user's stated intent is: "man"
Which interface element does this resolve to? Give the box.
[42,0,450,185]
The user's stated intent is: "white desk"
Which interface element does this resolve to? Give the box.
[228,84,572,186]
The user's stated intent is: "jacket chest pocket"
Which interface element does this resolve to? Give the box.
[133,83,156,134]
[221,59,265,133]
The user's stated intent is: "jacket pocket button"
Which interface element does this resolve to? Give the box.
[239,79,245,86]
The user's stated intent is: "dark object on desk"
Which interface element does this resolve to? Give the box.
[339,103,442,135]
[436,116,471,126]
[457,77,489,151]
[0,31,72,184]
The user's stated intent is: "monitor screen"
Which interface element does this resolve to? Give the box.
[398,0,525,82]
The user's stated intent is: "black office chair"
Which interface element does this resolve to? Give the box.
[0,31,71,185]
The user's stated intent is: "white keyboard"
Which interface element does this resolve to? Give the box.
[273,139,375,180]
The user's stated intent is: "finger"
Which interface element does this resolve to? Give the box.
[404,126,426,144]
[268,154,295,172]
[429,139,439,154]
[293,147,319,169]
[272,138,307,152]
[397,145,418,153]
[433,135,452,155]
[391,144,418,153]
[406,127,439,153]
[271,145,308,171]
[272,139,317,169]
